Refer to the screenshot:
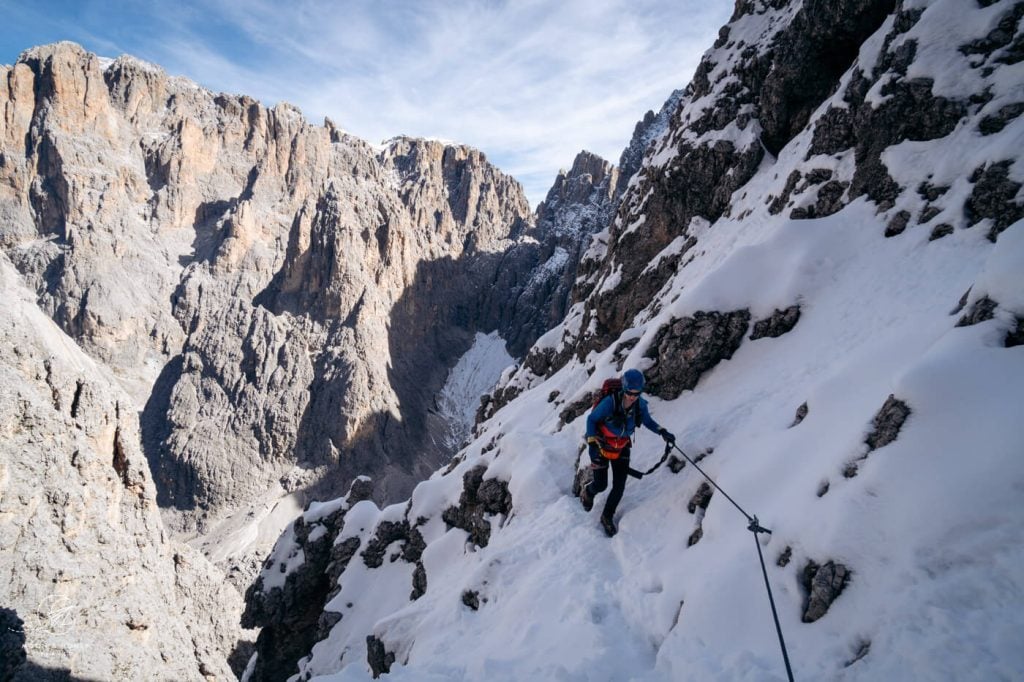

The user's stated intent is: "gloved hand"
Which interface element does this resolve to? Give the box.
[658,427,676,444]
[587,441,602,464]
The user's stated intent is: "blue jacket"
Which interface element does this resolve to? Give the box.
[586,393,662,442]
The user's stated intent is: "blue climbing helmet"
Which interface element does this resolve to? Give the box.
[622,369,645,393]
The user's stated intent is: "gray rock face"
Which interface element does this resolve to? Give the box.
[965,161,1024,241]
[801,560,851,623]
[643,310,752,400]
[520,151,620,349]
[0,255,246,680]
[441,464,512,548]
[1,38,606,681]
[617,89,686,190]
[864,395,911,452]
[750,306,802,340]
[0,42,566,538]
[366,634,396,679]
[845,393,911,478]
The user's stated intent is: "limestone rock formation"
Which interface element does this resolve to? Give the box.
[0,41,575,544]
[0,255,248,680]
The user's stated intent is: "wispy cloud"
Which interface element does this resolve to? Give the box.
[0,0,733,205]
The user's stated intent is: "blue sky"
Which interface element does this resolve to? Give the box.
[0,0,732,206]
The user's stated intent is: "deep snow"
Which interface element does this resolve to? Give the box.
[248,1,1024,679]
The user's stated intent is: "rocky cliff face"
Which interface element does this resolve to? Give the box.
[0,42,566,540]
[0,41,608,676]
[0,254,249,680]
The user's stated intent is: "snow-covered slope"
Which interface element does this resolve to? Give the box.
[244,1,1024,679]
[437,332,515,450]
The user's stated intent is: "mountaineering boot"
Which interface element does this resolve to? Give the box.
[580,484,593,512]
[600,514,617,537]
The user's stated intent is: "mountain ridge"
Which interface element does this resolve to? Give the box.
[241,0,1024,679]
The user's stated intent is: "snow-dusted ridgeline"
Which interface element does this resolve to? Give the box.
[244,0,1024,680]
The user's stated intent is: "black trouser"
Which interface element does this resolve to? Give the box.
[586,447,631,519]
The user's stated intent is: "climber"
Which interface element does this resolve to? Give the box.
[580,369,675,536]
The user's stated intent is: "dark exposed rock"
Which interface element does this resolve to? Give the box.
[1006,318,1024,348]
[809,106,856,157]
[964,161,1023,241]
[462,590,481,611]
[959,3,1024,60]
[892,6,924,34]
[884,210,912,237]
[865,395,911,452]
[316,611,343,642]
[777,546,793,568]
[817,480,831,497]
[758,0,897,156]
[769,171,803,215]
[668,456,687,474]
[979,103,1024,135]
[928,223,954,241]
[918,182,950,202]
[242,479,371,682]
[687,483,713,514]
[441,465,512,548]
[801,560,850,622]
[411,562,427,600]
[360,517,426,587]
[559,393,593,428]
[582,140,760,359]
[644,310,751,399]
[475,386,509,426]
[618,90,686,186]
[956,296,999,327]
[612,338,641,371]
[506,150,622,357]
[805,10,971,213]
[807,168,834,185]
[366,635,395,679]
[794,178,850,219]
[750,306,802,340]
[362,521,410,569]
[918,205,942,224]
[848,78,966,208]
[791,402,809,427]
[688,528,704,547]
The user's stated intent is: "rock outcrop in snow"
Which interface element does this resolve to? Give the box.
[0,255,249,680]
